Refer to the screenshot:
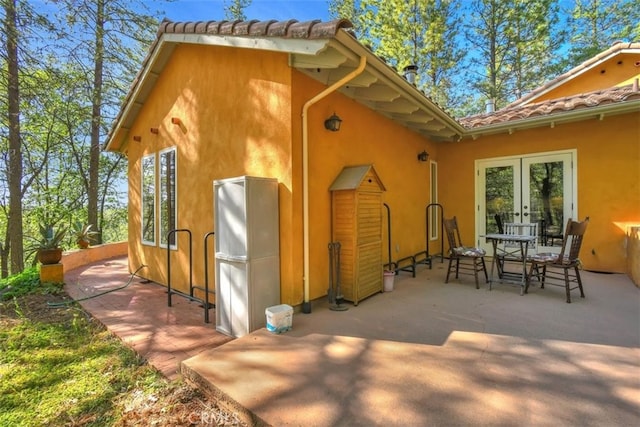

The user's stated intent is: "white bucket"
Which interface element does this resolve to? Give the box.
[265,304,293,333]
[383,270,395,292]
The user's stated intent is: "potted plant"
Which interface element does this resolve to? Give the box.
[31,223,66,265]
[73,222,99,249]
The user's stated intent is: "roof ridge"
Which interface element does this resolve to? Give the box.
[157,18,353,39]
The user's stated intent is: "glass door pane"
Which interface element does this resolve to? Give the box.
[477,158,520,251]
[523,153,573,250]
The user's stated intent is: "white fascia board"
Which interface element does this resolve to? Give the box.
[162,33,331,56]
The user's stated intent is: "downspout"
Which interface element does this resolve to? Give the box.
[301,55,367,313]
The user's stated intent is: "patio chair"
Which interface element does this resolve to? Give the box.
[525,217,589,303]
[494,213,505,234]
[443,216,488,289]
[540,219,564,246]
[496,222,538,277]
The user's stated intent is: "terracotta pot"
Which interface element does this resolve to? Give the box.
[38,248,63,265]
[77,239,90,249]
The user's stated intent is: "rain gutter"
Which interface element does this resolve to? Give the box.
[301,55,367,313]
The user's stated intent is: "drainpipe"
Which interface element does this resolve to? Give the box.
[301,55,367,313]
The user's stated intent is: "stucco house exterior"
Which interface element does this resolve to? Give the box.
[105,18,639,313]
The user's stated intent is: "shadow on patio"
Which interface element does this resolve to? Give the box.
[65,256,639,426]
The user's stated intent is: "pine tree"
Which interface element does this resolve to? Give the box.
[568,0,640,65]
[224,0,252,21]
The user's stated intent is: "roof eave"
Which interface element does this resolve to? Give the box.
[333,32,465,139]
[106,29,465,152]
[463,100,640,139]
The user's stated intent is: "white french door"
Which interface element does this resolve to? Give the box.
[476,150,576,253]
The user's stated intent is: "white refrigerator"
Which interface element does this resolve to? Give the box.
[214,176,280,338]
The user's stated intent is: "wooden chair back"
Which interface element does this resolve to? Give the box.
[556,217,589,264]
[443,216,462,254]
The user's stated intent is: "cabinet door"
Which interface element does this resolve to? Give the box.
[247,178,279,258]
[215,259,249,337]
[215,179,248,258]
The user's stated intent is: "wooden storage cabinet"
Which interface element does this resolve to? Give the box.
[330,165,385,305]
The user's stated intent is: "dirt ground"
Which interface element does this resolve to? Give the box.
[0,293,247,427]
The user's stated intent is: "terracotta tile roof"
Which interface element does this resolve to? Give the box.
[460,82,640,129]
[157,18,353,39]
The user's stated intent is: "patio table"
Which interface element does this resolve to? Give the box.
[483,233,537,295]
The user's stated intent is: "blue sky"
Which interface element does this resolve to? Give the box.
[155,0,332,22]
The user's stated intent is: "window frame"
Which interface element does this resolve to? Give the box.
[158,146,178,250]
[141,153,156,246]
[429,160,439,241]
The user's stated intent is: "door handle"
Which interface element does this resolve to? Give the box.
[514,212,520,217]
[523,212,529,217]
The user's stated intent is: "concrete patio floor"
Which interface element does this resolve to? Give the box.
[64,256,639,426]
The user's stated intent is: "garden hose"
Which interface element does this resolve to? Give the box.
[47,264,147,308]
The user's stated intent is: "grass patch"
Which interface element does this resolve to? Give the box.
[0,267,61,301]
[0,272,247,426]
[0,297,162,426]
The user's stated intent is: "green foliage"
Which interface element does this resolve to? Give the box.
[0,267,60,300]
[224,0,252,20]
[331,0,464,109]
[568,0,640,65]
[36,223,67,250]
[0,0,149,273]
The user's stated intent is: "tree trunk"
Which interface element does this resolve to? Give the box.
[88,0,104,243]
[5,0,25,274]
[0,239,8,279]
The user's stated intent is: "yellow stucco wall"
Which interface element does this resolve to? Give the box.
[439,113,640,273]
[291,73,437,304]
[123,43,438,306]
[533,52,640,102]
[125,44,295,302]
[121,42,639,307]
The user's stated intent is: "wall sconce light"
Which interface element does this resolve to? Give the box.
[150,127,159,134]
[324,113,342,132]
[133,135,142,142]
[417,150,429,162]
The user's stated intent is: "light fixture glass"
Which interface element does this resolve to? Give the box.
[417,150,429,162]
[324,113,342,132]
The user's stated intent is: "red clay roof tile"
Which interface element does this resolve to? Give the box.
[158,18,352,39]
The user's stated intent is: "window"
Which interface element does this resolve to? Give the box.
[429,161,439,240]
[141,154,156,245]
[159,147,177,248]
